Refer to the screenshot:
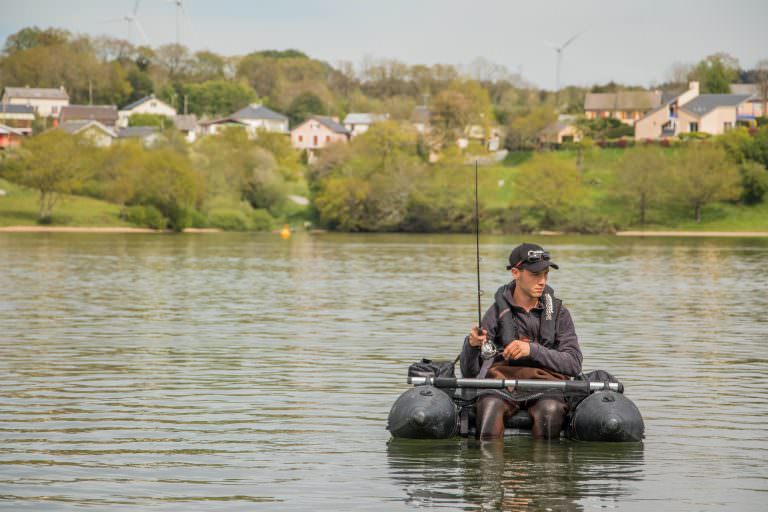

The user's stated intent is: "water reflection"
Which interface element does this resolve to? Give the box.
[387,438,644,511]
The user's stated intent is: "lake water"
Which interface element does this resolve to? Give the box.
[1,233,767,511]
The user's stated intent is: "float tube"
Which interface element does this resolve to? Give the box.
[387,376,644,441]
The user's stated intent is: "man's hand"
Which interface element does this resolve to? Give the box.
[503,339,531,360]
[469,326,487,348]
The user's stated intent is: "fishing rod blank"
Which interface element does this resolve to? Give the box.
[408,376,624,393]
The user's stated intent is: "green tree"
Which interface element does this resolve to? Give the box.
[3,26,70,54]
[183,80,258,117]
[312,121,424,231]
[505,105,557,149]
[512,153,585,230]
[131,148,204,230]
[615,145,669,225]
[690,53,740,94]
[738,160,768,204]
[287,92,327,126]
[669,143,741,222]
[7,130,88,222]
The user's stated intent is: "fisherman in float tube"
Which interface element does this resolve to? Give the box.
[461,243,582,440]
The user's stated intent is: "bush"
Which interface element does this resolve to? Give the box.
[186,209,209,228]
[124,204,167,229]
[739,161,768,204]
[679,131,711,140]
[250,208,275,231]
[208,208,251,231]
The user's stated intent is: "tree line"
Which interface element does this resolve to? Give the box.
[4,27,765,148]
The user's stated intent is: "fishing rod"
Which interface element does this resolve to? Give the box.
[474,160,482,335]
[408,376,624,394]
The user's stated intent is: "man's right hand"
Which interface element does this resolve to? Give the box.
[469,326,487,348]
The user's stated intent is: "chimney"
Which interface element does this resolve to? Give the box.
[689,81,700,95]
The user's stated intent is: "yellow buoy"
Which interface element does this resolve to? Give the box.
[280,224,291,239]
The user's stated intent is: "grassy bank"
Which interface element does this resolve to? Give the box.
[0,178,129,227]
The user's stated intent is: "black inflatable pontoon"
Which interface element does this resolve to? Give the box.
[387,375,644,442]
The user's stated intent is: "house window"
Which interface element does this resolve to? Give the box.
[326,135,331,142]
[689,122,699,132]
[298,135,303,142]
[313,135,318,146]
[52,106,58,114]
[724,122,733,132]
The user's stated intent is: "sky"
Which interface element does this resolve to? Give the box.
[2,0,767,90]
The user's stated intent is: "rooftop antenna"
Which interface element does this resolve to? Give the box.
[105,0,148,46]
[545,31,583,107]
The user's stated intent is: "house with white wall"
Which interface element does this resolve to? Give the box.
[231,104,289,134]
[291,116,349,152]
[2,86,69,117]
[0,104,35,135]
[118,94,177,128]
[584,90,665,126]
[59,120,117,147]
[343,113,388,137]
[635,82,754,139]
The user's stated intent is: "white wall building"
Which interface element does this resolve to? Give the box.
[2,86,70,117]
[118,95,177,128]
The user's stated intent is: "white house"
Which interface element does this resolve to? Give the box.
[230,104,289,134]
[173,114,198,143]
[635,82,754,139]
[291,116,349,152]
[118,94,177,128]
[2,86,69,117]
[59,120,117,147]
[0,104,35,135]
[117,126,162,147]
[343,112,388,137]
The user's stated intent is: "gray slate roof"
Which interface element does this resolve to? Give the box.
[584,91,662,111]
[0,104,36,115]
[120,94,172,111]
[173,114,197,131]
[59,120,117,137]
[60,105,118,124]
[312,115,348,134]
[343,113,388,125]
[117,126,160,139]
[3,86,69,101]
[231,104,288,121]
[680,94,752,117]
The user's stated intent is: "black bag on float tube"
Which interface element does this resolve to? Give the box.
[408,359,456,396]
[567,369,621,410]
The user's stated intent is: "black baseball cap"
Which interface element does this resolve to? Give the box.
[506,243,559,272]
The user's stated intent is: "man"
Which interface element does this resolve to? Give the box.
[460,242,582,439]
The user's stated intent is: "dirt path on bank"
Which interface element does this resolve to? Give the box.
[0,226,221,233]
[616,230,768,237]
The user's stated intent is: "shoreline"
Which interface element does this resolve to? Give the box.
[0,226,222,233]
[0,226,766,237]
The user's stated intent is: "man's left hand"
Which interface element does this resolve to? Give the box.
[503,340,530,360]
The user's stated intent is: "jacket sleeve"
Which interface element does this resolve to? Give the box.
[528,305,582,377]
[459,304,498,377]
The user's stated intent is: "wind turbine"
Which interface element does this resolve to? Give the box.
[105,0,149,46]
[546,32,583,106]
[168,0,183,46]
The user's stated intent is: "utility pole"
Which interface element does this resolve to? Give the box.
[89,80,93,106]
[184,95,188,115]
